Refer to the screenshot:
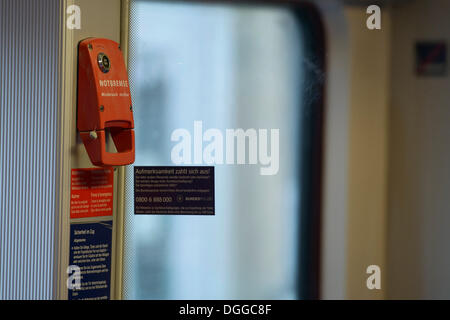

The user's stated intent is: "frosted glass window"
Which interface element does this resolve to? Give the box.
[124,1,304,299]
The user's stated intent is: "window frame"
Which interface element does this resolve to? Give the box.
[128,0,326,300]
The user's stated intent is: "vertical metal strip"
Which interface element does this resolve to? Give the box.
[115,0,131,300]
[55,0,75,300]
[0,0,62,299]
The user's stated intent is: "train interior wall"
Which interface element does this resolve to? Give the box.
[341,0,450,299]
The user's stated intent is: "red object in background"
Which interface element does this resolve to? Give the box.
[70,168,114,219]
[77,38,135,167]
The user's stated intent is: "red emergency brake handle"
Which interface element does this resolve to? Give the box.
[77,38,135,167]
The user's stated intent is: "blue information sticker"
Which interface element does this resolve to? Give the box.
[68,221,113,300]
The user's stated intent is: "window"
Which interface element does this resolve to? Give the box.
[123,0,323,299]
